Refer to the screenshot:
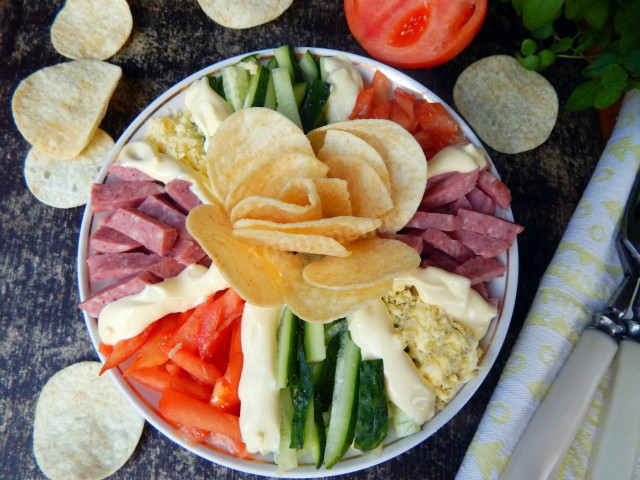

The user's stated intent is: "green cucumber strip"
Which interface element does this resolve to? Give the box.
[302,395,326,469]
[273,67,303,129]
[315,333,340,412]
[274,44,302,82]
[239,53,260,63]
[291,347,313,449]
[324,331,361,469]
[390,403,422,437]
[304,321,326,363]
[299,50,319,83]
[263,71,277,110]
[277,307,299,388]
[266,57,278,70]
[324,318,348,346]
[243,65,270,108]
[207,75,226,100]
[275,388,298,472]
[292,82,308,109]
[221,65,249,111]
[300,78,331,133]
[354,359,388,451]
[319,56,331,81]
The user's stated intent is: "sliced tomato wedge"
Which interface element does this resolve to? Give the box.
[344,0,487,68]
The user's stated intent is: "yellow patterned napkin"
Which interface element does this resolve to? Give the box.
[456,90,640,480]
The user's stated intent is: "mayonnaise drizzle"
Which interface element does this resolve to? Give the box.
[324,54,363,124]
[426,143,487,179]
[238,304,283,455]
[117,140,217,205]
[185,77,232,152]
[98,264,229,345]
[348,299,436,424]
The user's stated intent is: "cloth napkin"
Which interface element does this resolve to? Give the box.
[456,89,640,480]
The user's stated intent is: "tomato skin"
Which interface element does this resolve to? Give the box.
[344,0,487,68]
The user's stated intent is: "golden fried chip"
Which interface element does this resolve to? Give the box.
[51,0,133,60]
[196,0,293,29]
[324,155,393,219]
[229,195,322,224]
[279,252,393,323]
[207,108,314,199]
[303,237,421,290]
[187,204,283,306]
[24,129,113,208]
[453,55,558,154]
[12,60,122,159]
[233,216,381,242]
[314,178,352,217]
[310,129,391,194]
[310,120,427,233]
[33,362,144,480]
[224,151,327,212]
[278,178,318,205]
[232,229,350,257]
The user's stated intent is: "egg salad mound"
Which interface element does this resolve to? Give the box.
[383,285,482,409]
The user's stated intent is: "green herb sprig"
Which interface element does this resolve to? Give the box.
[504,0,640,110]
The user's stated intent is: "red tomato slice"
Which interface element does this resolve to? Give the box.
[344,0,487,68]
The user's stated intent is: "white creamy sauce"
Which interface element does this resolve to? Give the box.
[348,299,436,425]
[98,264,229,345]
[324,54,363,124]
[184,77,232,152]
[238,303,282,455]
[394,266,497,340]
[426,143,488,179]
[117,140,216,205]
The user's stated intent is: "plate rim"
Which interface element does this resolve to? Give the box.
[77,46,519,478]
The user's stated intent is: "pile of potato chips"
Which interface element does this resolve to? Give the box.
[188,108,428,323]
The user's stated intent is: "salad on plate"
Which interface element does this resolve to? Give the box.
[78,46,522,475]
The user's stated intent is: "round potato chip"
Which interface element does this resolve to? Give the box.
[196,0,293,29]
[187,203,284,306]
[313,178,352,217]
[233,216,381,242]
[224,151,327,212]
[33,361,144,480]
[453,55,558,154]
[51,0,133,60]
[310,120,427,233]
[229,195,322,224]
[207,108,314,200]
[278,178,317,206]
[12,60,122,160]
[24,129,114,208]
[311,129,391,194]
[303,237,421,290]
[278,252,393,323]
[233,229,350,257]
[324,155,393,219]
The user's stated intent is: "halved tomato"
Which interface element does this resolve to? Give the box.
[344,0,487,68]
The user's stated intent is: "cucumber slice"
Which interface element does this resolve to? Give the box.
[390,403,422,437]
[221,65,250,111]
[277,307,299,388]
[299,50,319,83]
[303,395,326,469]
[324,318,348,346]
[274,44,302,82]
[304,321,326,363]
[207,75,225,100]
[300,78,331,133]
[291,346,313,449]
[266,57,278,70]
[264,71,276,110]
[239,53,260,63]
[315,333,340,413]
[275,388,298,472]
[319,57,331,81]
[324,332,361,469]
[354,359,388,451]
[273,67,303,129]
[243,65,270,108]
[292,82,308,109]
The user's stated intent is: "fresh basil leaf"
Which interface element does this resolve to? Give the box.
[584,0,609,30]
[620,31,640,56]
[566,79,602,111]
[614,1,640,35]
[582,53,619,78]
[602,64,628,85]
[531,23,554,40]
[594,85,623,109]
[512,0,524,16]
[565,1,582,20]
[624,51,640,73]
[523,0,563,31]
[552,37,574,53]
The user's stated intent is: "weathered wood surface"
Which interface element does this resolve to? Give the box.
[0,1,602,479]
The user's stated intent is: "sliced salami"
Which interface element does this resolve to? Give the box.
[138,195,191,239]
[447,196,473,215]
[457,209,524,242]
[79,271,160,317]
[168,237,206,265]
[466,187,495,215]
[106,208,178,255]
[451,230,511,258]
[88,252,164,281]
[406,211,458,231]
[421,228,475,263]
[420,169,479,210]
[109,164,155,182]
[421,251,461,272]
[477,170,511,209]
[89,226,141,254]
[147,257,187,278]
[90,181,164,213]
[454,257,505,285]
[165,179,203,212]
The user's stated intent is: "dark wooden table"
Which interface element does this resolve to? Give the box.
[0,1,604,479]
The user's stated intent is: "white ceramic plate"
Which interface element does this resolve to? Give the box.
[77,47,519,477]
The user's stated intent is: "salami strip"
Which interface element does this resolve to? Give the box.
[447,196,473,215]
[451,230,510,258]
[406,211,458,231]
[148,257,187,278]
[165,179,203,213]
[90,181,164,213]
[457,209,524,242]
[197,256,213,268]
[466,187,495,215]
[472,282,490,300]
[454,257,505,285]
[378,232,423,255]
[421,228,475,263]
[420,169,479,210]
[424,171,456,192]
[168,237,206,265]
[138,195,191,239]
[89,226,141,254]
[421,251,461,272]
[477,170,511,209]
[107,208,178,255]
[79,271,160,317]
[109,164,155,182]
[88,252,163,281]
